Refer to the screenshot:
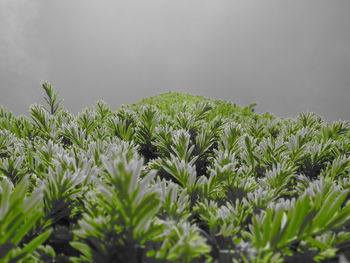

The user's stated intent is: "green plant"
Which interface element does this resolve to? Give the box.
[135,106,159,161]
[148,220,211,263]
[248,178,350,260]
[42,81,63,115]
[0,83,349,262]
[0,176,51,263]
[71,154,164,262]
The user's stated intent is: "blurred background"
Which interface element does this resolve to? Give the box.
[0,0,349,121]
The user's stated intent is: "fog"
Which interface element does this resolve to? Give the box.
[1,0,349,121]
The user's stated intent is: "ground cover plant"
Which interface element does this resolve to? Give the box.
[0,82,349,263]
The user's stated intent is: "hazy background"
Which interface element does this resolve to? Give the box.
[1,0,349,121]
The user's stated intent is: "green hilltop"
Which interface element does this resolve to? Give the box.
[127,91,273,121]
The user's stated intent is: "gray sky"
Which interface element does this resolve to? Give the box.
[1,0,349,121]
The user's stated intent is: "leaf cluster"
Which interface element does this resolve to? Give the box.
[0,85,350,262]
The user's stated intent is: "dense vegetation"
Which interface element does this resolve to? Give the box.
[0,82,350,263]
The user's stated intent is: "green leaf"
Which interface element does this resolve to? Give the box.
[11,229,52,262]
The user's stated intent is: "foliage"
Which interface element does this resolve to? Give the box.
[42,81,63,115]
[0,83,349,262]
[0,176,51,263]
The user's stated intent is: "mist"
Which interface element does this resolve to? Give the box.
[0,0,349,121]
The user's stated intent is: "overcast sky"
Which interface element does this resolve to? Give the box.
[1,0,349,121]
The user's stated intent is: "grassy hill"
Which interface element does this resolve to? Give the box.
[0,83,350,263]
[128,91,274,121]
